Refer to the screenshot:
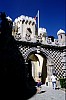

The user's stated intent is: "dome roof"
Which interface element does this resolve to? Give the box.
[57,29,65,35]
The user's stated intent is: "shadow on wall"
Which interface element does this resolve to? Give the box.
[41,56,47,84]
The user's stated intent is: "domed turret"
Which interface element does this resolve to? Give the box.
[57,29,66,45]
[57,29,65,35]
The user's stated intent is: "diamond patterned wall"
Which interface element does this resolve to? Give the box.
[18,44,65,80]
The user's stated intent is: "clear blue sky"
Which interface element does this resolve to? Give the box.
[0,0,65,38]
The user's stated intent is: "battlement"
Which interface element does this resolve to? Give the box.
[38,28,47,36]
[12,15,66,47]
[13,15,36,41]
[14,15,36,25]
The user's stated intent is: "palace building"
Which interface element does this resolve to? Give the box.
[12,15,66,86]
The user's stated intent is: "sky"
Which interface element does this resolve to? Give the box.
[0,0,65,39]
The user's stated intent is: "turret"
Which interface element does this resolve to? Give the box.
[38,28,47,36]
[57,29,66,45]
[38,28,47,43]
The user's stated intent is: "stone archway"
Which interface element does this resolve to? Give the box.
[21,46,55,85]
[26,51,47,84]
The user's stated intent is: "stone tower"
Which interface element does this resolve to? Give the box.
[13,15,36,42]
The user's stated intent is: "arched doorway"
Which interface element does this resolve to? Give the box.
[27,52,47,84]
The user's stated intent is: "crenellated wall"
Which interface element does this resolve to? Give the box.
[13,15,36,41]
[12,15,66,47]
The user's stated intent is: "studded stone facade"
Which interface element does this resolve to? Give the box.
[18,41,66,80]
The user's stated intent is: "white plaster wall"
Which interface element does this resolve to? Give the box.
[22,23,26,37]
[32,25,35,37]
[13,15,36,40]
[58,34,66,45]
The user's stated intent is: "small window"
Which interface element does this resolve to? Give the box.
[60,35,62,39]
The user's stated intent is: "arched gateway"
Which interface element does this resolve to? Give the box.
[17,41,66,86]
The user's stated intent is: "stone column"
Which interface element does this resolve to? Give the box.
[47,61,54,86]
